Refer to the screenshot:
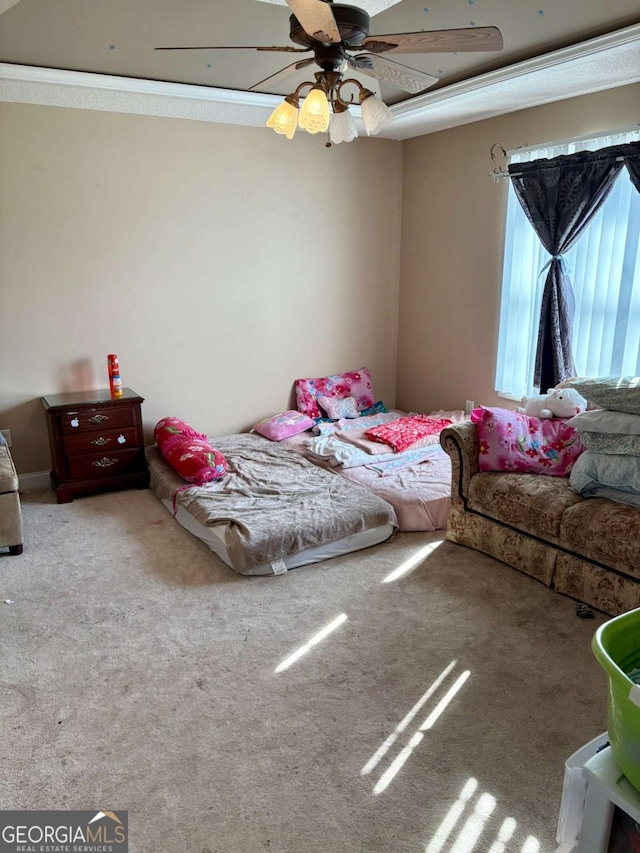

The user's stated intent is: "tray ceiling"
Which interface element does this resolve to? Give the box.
[1,0,639,105]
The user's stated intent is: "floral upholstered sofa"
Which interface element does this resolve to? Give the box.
[440,420,640,616]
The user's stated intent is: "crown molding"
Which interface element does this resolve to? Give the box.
[0,63,286,127]
[388,22,640,139]
[0,22,638,138]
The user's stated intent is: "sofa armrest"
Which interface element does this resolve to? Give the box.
[440,421,479,505]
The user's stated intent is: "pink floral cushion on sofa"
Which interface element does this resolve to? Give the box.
[295,368,375,420]
[471,406,585,477]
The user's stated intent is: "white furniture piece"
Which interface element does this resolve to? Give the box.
[557,739,640,853]
[576,746,640,853]
[556,734,610,852]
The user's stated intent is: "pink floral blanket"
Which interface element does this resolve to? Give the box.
[365,416,453,454]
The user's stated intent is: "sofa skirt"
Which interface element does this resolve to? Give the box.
[446,503,640,616]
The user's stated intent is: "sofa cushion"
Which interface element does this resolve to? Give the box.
[468,472,583,539]
[0,444,19,494]
[560,500,640,581]
[471,406,585,477]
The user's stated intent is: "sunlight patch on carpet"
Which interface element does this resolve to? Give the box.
[447,792,497,853]
[424,782,542,853]
[382,540,443,583]
[486,817,517,853]
[419,670,470,731]
[274,613,347,673]
[425,778,479,853]
[373,669,470,794]
[361,660,457,776]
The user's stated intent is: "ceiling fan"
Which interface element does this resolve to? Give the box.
[156,0,504,143]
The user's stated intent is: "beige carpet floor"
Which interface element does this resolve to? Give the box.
[0,488,609,853]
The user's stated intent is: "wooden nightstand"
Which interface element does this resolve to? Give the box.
[41,387,149,503]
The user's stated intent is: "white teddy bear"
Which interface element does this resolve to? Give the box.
[517,387,587,419]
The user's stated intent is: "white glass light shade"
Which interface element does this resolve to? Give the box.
[360,93,393,136]
[329,109,358,145]
[266,99,299,139]
[298,87,330,134]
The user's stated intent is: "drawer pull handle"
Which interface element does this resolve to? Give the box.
[92,457,118,468]
[91,436,111,446]
[89,413,109,424]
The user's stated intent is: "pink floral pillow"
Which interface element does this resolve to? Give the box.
[252,410,315,441]
[295,368,375,419]
[154,417,227,484]
[471,407,585,477]
[318,395,360,419]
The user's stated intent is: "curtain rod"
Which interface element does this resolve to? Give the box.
[507,125,640,159]
[490,155,627,181]
[488,141,629,182]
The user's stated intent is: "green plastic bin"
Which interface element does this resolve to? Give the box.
[593,607,640,793]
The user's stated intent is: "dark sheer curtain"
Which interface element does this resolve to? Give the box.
[508,147,626,391]
[624,141,640,193]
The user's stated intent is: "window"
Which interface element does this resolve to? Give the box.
[495,130,640,399]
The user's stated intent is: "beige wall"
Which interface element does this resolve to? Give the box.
[396,83,640,415]
[0,103,402,473]
[4,85,638,474]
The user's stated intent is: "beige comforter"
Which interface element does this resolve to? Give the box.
[146,433,397,572]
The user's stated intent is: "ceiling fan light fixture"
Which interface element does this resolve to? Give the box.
[266,93,300,139]
[359,88,393,136]
[329,107,358,145]
[298,84,330,134]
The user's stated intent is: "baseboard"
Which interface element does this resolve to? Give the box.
[19,470,51,490]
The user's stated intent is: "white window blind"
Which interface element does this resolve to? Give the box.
[495,129,640,398]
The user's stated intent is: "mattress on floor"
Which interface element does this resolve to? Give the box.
[160,498,395,577]
[146,433,398,576]
[282,430,452,532]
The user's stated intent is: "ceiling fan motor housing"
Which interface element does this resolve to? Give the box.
[289,3,370,48]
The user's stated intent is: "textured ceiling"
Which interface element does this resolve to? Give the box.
[1,0,639,105]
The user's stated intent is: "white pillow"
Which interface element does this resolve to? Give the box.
[318,395,360,420]
[566,408,640,435]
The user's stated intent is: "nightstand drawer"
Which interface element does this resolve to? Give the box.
[64,426,139,457]
[61,405,136,433]
[67,448,144,480]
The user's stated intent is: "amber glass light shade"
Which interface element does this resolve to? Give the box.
[298,86,330,134]
[266,97,299,139]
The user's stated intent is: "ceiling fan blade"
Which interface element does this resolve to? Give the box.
[285,0,341,44]
[348,53,438,94]
[155,45,310,52]
[249,57,316,92]
[360,26,504,55]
